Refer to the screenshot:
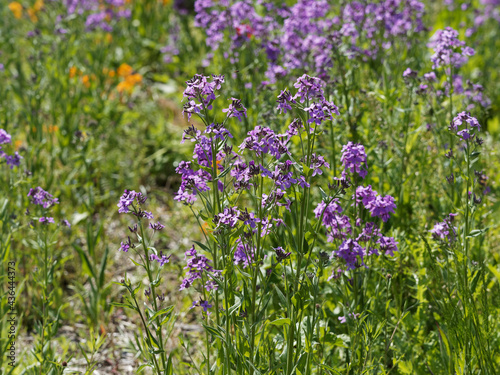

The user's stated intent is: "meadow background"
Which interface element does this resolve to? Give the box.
[0,0,500,374]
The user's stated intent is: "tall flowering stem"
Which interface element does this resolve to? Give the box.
[429,111,486,371]
[116,190,173,374]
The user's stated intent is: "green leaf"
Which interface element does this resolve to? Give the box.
[193,241,212,253]
[73,243,96,280]
[269,318,291,326]
[98,246,109,289]
[165,354,173,375]
[202,324,224,341]
[111,302,136,311]
[467,229,486,238]
[147,306,174,325]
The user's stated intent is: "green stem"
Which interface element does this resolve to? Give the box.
[138,220,167,373]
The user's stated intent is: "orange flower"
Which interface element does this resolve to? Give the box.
[102,68,116,78]
[69,66,79,78]
[126,73,142,84]
[117,73,142,93]
[27,8,37,22]
[81,75,90,88]
[8,2,23,19]
[33,0,44,12]
[14,140,22,150]
[117,63,133,77]
[48,125,58,133]
[105,33,113,44]
[201,222,211,234]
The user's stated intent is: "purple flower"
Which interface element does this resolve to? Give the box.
[293,74,325,103]
[180,245,215,291]
[200,300,212,312]
[377,236,398,256]
[150,251,171,266]
[28,187,59,208]
[403,68,418,79]
[354,185,377,206]
[117,190,138,213]
[274,246,291,262]
[276,89,295,114]
[233,239,255,268]
[304,100,339,125]
[222,98,247,121]
[364,194,397,222]
[205,122,233,141]
[423,72,437,82]
[39,217,55,224]
[149,221,165,231]
[4,152,22,169]
[340,142,368,178]
[240,126,289,159]
[120,241,130,252]
[215,207,240,228]
[429,27,475,69]
[182,74,223,119]
[62,220,72,228]
[450,111,480,131]
[0,129,11,145]
[430,213,458,242]
[333,239,365,270]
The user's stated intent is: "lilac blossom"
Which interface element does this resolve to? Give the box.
[450,112,481,140]
[364,195,397,222]
[341,142,368,179]
[333,239,365,270]
[429,27,475,69]
[4,152,22,169]
[117,190,147,214]
[430,213,458,242]
[39,217,55,224]
[182,74,225,119]
[179,245,216,291]
[150,251,171,266]
[233,239,255,268]
[28,187,59,208]
[222,98,247,121]
[0,129,11,144]
[276,89,295,114]
[149,221,165,231]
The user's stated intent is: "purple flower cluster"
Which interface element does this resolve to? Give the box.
[182,74,225,120]
[117,189,152,218]
[0,129,22,169]
[39,217,55,224]
[429,27,475,69]
[430,213,458,243]
[315,184,397,272]
[194,0,268,54]
[450,112,481,140]
[314,199,351,242]
[222,98,247,122]
[63,0,131,32]
[233,239,255,269]
[0,129,11,144]
[354,185,397,222]
[150,251,171,266]
[340,142,368,179]
[179,245,219,291]
[240,126,289,159]
[28,187,59,208]
[194,0,426,82]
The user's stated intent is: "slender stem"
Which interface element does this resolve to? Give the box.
[138,220,167,372]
